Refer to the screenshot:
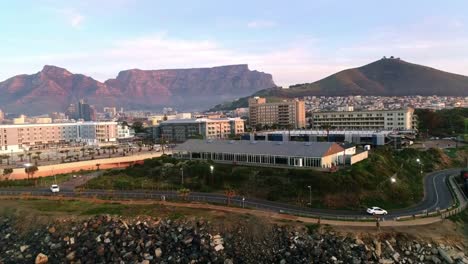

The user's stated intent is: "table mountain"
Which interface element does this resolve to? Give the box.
[210,58,468,111]
[0,64,274,114]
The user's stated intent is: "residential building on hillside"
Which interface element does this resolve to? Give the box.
[310,107,416,131]
[173,139,355,169]
[0,121,118,153]
[153,118,245,142]
[248,97,306,129]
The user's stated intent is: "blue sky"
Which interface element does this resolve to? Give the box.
[1,0,468,86]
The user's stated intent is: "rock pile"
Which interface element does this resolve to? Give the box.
[0,215,466,263]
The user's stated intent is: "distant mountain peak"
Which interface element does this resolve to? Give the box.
[40,65,72,76]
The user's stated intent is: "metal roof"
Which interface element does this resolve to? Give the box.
[174,139,343,158]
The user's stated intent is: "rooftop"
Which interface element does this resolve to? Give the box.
[174,139,344,158]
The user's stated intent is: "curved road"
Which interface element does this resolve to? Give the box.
[0,168,461,220]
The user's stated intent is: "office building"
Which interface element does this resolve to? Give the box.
[311,108,416,131]
[153,118,245,142]
[248,97,306,129]
[0,121,119,154]
[78,99,96,121]
[173,139,347,169]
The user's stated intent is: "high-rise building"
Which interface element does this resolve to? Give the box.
[248,97,306,129]
[78,99,95,121]
[66,104,77,119]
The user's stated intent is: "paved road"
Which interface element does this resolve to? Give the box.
[0,168,461,220]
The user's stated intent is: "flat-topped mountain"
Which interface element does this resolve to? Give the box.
[0,65,275,114]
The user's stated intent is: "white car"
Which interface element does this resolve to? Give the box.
[367,206,388,215]
[50,184,60,193]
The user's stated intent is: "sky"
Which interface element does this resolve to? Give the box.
[1,0,468,86]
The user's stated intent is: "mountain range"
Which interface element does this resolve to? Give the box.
[210,58,468,111]
[0,65,275,114]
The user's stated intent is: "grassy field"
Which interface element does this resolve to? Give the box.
[83,147,463,210]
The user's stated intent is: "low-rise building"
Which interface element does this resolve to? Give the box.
[153,118,245,142]
[311,107,416,131]
[173,139,347,169]
[0,121,118,153]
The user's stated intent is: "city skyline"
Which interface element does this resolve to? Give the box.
[1,1,468,86]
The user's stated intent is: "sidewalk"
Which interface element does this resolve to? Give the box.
[9,152,169,180]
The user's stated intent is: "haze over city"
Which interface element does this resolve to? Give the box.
[1,0,468,86]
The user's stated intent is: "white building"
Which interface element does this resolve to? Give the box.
[0,121,118,153]
[117,123,135,139]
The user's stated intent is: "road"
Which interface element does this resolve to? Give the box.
[0,168,461,220]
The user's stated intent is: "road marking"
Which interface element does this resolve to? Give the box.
[431,173,440,211]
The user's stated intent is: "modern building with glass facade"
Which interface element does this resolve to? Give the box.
[173,139,346,169]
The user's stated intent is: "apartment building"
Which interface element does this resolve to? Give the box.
[0,121,119,154]
[248,97,306,129]
[311,107,416,130]
[153,118,245,142]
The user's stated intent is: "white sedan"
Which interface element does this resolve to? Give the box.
[367,206,388,215]
[50,184,60,193]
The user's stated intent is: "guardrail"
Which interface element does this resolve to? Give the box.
[0,172,466,223]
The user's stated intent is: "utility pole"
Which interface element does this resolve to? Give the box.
[307,185,312,206]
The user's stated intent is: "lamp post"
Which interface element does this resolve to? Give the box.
[180,167,184,185]
[307,185,312,206]
[416,158,422,174]
[242,197,245,208]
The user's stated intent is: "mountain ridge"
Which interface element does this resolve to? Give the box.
[210,58,468,111]
[0,64,275,114]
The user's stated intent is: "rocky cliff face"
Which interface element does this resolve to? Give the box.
[0,65,275,114]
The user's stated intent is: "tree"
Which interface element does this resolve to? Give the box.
[132,121,145,133]
[18,154,24,162]
[27,152,32,162]
[25,165,38,180]
[2,168,13,181]
[32,156,39,166]
[177,188,190,201]
[34,151,42,160]
[80,148,86,157]
[96,163,101,170]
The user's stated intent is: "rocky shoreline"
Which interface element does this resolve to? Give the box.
[0,215,466,264]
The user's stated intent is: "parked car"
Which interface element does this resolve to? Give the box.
[366,206,388,215]
[50,184,60,193]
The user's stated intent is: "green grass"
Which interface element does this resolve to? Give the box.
[305,223,320,234]
[0,173,75,188]
[82,148,464,210]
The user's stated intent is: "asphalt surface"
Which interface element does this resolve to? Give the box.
[0,168,461,220]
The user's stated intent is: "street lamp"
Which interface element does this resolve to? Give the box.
[242,197,245,208]
[390,177,396,183]
[307,185,312,206]
[180,167,184,185]
[416,158,423,174]
[210,165,214,174]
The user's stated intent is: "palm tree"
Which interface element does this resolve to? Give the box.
[96,163,101,170]
[32,156,39,166]
[34,151,42,160]
[18,154,24,162]
[25,165,38,180]
[80,148,86,157]
[26,152,32,163]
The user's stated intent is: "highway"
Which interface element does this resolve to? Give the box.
[0,168,462,220]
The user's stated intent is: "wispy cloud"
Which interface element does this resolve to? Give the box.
[56,8,85,29]
[247,20,276,29]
